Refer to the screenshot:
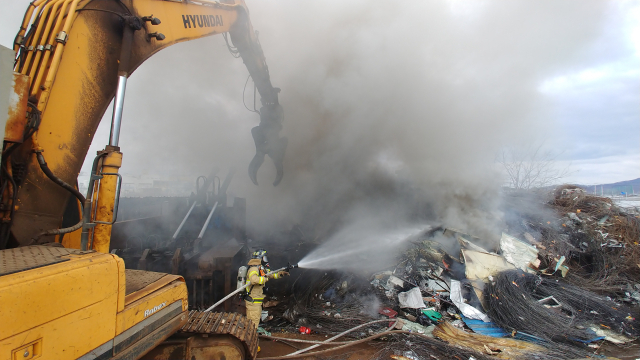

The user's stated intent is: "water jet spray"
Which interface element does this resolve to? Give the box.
[297,223,431,272]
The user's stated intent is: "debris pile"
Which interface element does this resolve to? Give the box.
[259,189,640,359]
[270,273,390,334]
[549,186,639,288]
[486,270,636,342]
[504,186,640,301]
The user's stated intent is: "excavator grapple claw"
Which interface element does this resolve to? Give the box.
[248,104,287,186]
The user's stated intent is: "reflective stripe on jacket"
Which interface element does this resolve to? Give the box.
[246,259,267,303]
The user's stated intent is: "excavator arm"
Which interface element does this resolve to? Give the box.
[2,0,286,248]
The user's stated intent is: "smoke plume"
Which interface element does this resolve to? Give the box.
[88,1,611,247]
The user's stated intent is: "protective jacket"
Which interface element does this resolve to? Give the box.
[245,258,284,303]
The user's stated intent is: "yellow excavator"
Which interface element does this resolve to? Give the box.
[0,0,287,358]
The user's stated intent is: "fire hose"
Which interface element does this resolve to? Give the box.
[272,319,397,356]
[204,263,298,312]
[258,319,406,360]
[205,267,408,359]
[259,336,353,345]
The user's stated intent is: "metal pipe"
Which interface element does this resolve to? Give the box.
[14,0,48,52]
[30,0,68,96]
[197,202,218,239]
[109,75,127,146]
[27,0,64,83]
[172,201,197,240]
[36,0,80,110]
[21,0,54,76]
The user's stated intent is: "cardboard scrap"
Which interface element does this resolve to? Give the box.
[462,249,515,281]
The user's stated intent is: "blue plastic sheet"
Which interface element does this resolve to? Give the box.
[460,315,545,343]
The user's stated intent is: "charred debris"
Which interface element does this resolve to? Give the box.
[256,186,640,359]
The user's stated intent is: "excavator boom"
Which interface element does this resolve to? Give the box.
[2,0,285,249]
[0,0,284,358]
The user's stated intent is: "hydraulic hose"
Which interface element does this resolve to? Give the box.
[36,152,85,204]
[35,218,84,239]
[33,152,86,240]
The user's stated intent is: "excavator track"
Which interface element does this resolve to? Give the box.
[179,310,259,359]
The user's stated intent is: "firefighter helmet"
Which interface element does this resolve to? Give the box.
[252,249,268,266]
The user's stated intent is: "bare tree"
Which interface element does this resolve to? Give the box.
[497,144,571,190]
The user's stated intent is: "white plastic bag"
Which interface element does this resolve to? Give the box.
[398,287,426,309]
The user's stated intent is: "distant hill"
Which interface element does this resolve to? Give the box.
[577,178,640,196]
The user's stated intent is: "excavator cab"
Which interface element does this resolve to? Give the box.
[0,245,188,359]
[0,245,258,359]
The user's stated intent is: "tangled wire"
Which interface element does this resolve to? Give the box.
[371,332,494,360]
[550,185,640,283]
[485,270,638,344]
[272,271,388,335]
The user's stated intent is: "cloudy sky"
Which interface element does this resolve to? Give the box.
[2,0,636,188]
[1,0,638,233]
[538,1,639,185]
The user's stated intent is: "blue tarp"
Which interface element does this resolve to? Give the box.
[460,315,605,344]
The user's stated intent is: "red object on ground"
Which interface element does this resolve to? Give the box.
[299,326,310,334]
[378,307,398,327]
[378,307,397,318]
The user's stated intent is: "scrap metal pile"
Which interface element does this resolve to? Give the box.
[259,188,639,359]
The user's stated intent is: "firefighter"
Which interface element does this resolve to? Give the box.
[245,249,288,330]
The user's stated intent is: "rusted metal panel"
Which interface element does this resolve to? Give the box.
[4,72,29,143]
